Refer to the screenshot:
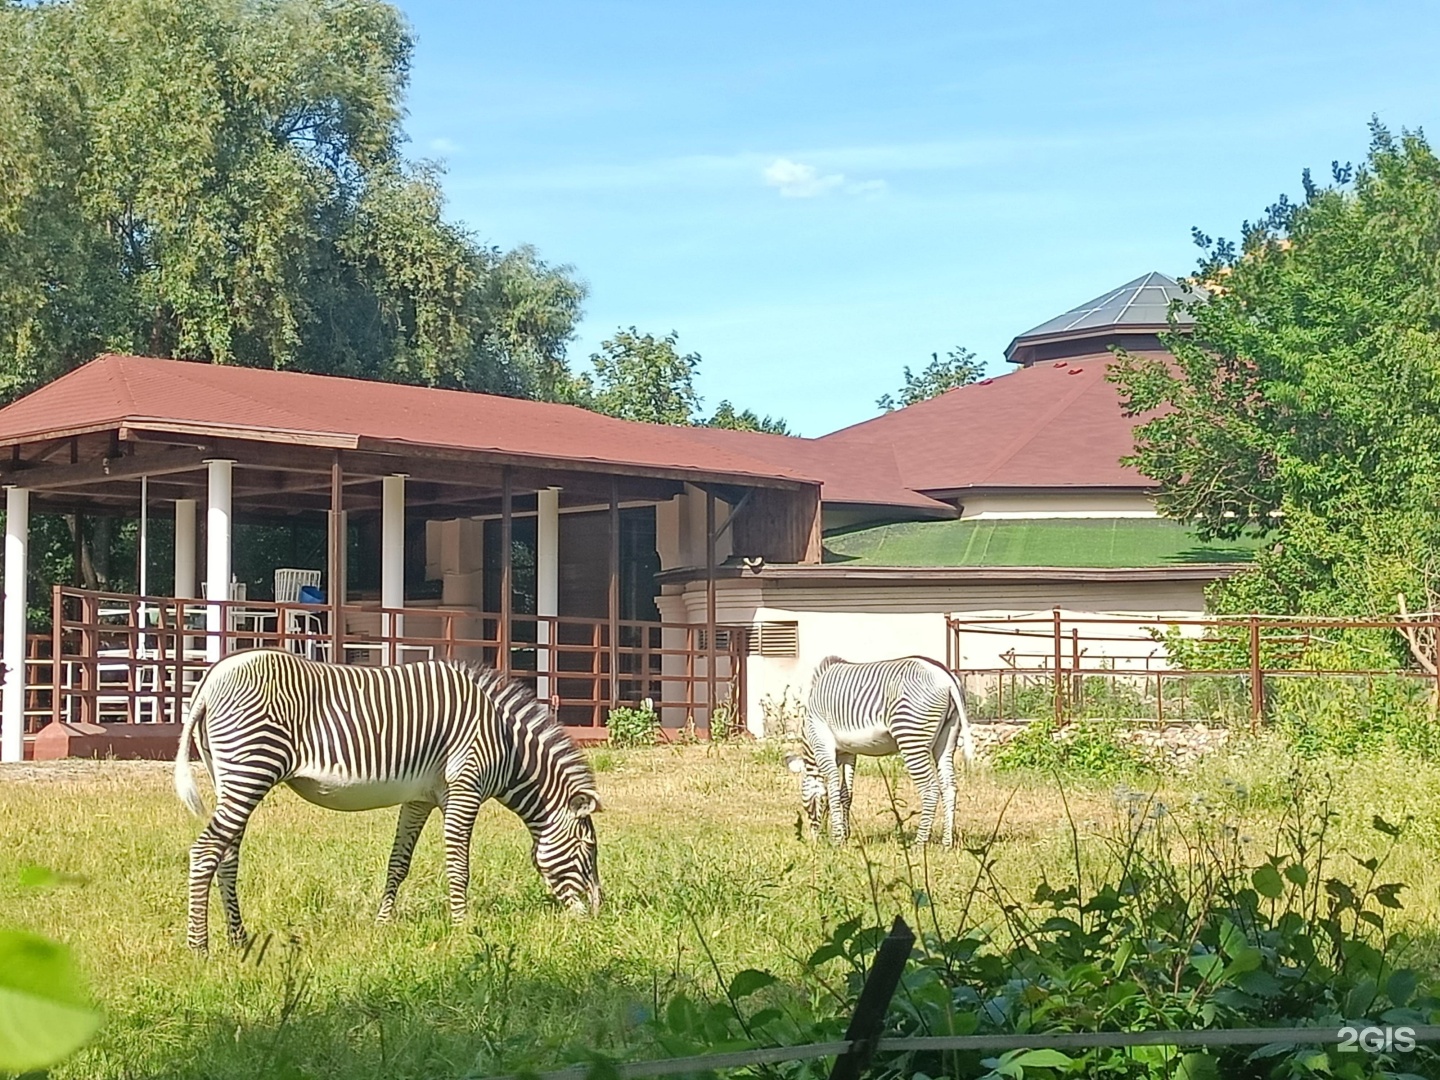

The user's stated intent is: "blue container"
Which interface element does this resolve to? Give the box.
[298,584,325,605]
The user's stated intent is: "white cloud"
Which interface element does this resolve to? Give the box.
[763,158,846,198]
[429,137,461,155]
[763,158,888,199]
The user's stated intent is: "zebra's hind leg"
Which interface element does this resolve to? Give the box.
[439,791,482,924]
[187,786,272,953]
[215,842,250,947]
[937,749,958,848]
[898,744,942,845]
[377,800,434,924]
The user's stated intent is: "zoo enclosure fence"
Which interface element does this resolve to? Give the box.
[40,585,747,738]
[945,609,1440,730]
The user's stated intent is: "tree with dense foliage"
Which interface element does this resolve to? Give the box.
[1109,122,1440,624]
[586,328,700,425]
[703,400,791,435]
[0,0,584,403]
[876,346,984,411]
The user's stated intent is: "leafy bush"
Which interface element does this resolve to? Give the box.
[992,718,1153,780]
[607,703,659,748]
[616,776,1438,1080]
[1270,674,1440,759]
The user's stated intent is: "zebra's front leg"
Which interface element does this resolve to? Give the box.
[377,800,433,924]
[838,753,856,833]
[439,793,482,925]
[817,753,848,845]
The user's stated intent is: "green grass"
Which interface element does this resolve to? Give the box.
[823,517,1261,567]
[2,743,1440,1078]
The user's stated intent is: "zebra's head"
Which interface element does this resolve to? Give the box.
[533,789,602,915]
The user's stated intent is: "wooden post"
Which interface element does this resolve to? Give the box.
[706,492,718,737]
[828,916,915,1080]
[608,478,620,712]
[500,466,512,677]
[1052,608,1063,726]
[328,457,344,663]
[1070,627,1081,713]
[1249,614,1263,733]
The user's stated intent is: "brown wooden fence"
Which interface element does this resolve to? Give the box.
[46,586,744,737]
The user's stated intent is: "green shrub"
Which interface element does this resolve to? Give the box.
[606,704,659,748]
[1271,673,1440,758]
[992,717,1153,780]
[628,778,1438,1080]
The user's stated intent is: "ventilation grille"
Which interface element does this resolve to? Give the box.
[749,621,799,658]
[694,622,798,656]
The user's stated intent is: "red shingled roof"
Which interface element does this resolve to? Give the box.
[0,355,819,487]
[678,427,953,513]
[819,352,1156,493]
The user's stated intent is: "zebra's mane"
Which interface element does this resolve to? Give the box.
[450,660,599,803]
[813,655,846,677]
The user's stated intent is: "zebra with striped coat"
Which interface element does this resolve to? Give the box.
[786,655,974,846]
[175,650,601,952]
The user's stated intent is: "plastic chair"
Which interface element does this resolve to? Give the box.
[274,568,323,604]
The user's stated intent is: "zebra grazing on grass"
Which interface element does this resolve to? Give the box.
[174,650,601,952]
[786,655,974,847]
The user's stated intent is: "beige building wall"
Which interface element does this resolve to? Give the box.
[662,576,1211,736]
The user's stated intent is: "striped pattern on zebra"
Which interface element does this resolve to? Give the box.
[174,650,601,952]
[786,655,974,846]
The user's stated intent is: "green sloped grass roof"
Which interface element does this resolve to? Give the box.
[822,517,1260,569]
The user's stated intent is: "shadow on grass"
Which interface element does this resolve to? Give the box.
[139,931,666,1080]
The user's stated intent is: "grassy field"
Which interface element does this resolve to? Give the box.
[4,741,1440,1078]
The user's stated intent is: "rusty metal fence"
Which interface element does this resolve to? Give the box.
[946,610,1440,729]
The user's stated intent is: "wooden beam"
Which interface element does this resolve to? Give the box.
[609,478,620,712]
[0,446,210,490]
[329,457,344,660]
[706,491,717,736]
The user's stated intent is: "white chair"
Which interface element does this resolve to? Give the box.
[274,568,322,603]
[275,568,326,660]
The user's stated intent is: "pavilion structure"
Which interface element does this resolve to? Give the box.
[0,355,822,759]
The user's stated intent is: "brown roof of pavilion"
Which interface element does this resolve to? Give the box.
[0,355,819,487]
[818,352,1158,494]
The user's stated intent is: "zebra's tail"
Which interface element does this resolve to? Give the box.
[948,672,976,767]
[174,686,209,819]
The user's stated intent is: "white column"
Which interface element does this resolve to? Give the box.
[138,476,149,599]
[381,474,405,663]
[536,487,560,702]
[2,487,28,762]
[174,499,197,599]
[205,460,234,663]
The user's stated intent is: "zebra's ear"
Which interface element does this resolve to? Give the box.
[784,754,805,775]
[569,791,601,816]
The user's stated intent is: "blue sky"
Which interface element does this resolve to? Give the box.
[395,1,1440,436]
